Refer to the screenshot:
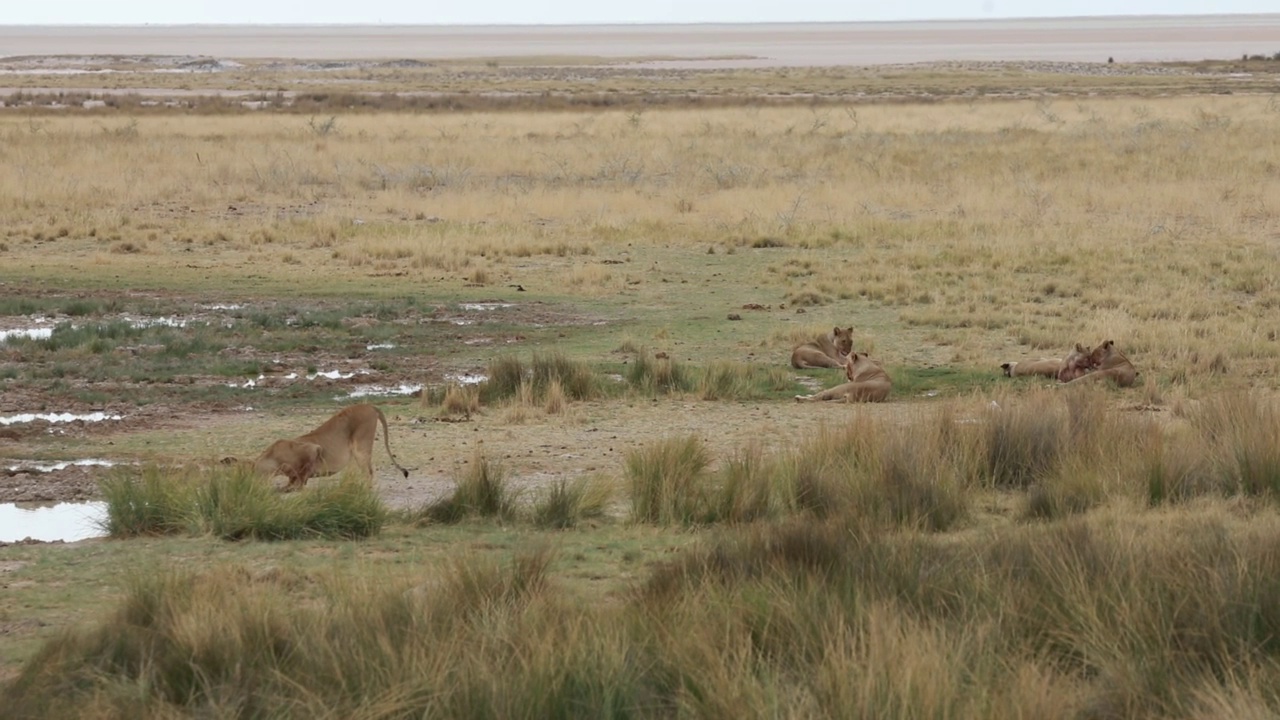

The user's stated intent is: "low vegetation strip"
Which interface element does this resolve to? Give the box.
[100,465,386,540]
[8,510,1280,718]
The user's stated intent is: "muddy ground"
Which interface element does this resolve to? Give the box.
[0,292,646,506]
[0,289,901,504]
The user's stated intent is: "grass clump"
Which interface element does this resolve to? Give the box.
[480,351,599,404]
[627,434,711,525]
[436,382,479,418]
[416,452,517,524]
[532,476,612,529]
[626,349,691,396]
[698,360,794,400]
[99,464,386,540]
[982,395,1065,489]
[99,465,195,536]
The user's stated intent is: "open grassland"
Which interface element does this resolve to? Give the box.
[4,66,1280,716]
[3,93,1278,384]
[3,56,1280,100]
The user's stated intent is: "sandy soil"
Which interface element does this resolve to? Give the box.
[1,16,1278,66]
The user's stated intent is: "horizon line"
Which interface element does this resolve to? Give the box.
[2,11,1276,29]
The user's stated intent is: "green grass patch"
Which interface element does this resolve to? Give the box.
[697,360,797,400]
[889,365,1005,398]
[100,464,387,541]
[531,475,613,529]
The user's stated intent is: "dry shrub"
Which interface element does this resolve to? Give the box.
[543,377,566,414]
[439,383,479,418]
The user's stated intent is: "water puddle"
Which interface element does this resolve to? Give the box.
[446,373,488,385]
[366,343,396,350]
[309,370,366,380]
[5,459,117,473]
[0,412,123,426]
[342,383,424,399]
[0,327,53,342]
[0,501,107,543]
[460,302,516,311]
[125,315,188,328]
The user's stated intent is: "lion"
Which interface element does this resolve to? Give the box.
[233,404,411,491]
[790,326,854,369]
[1056,343,1095,383]
[795,351,891,402]
[1000,358,1063,379]
[1066,340,1138,387]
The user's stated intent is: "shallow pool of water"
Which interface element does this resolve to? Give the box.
[4,458,117,473]
[0,501,107,543]
[0,412,123,426]
[446,373,488,385]
[342,383,424,399]
[0,327,53,342]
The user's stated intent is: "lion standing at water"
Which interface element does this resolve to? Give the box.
[230,404,411,491]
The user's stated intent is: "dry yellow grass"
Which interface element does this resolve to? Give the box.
[1,93,1277,389]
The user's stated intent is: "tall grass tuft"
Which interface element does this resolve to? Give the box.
[532,475,612,529]
[698,360,793,400]
[417,452,517,524]
[982,395,1065,488]
[709,443,777,523]
[531,351,598,400]
[481,354,526,403]
[99,464,386,540]
[626,349,691,395]
[627,434,711,524]
[480,351,598,404]
[1144,425,1216,505]
[437,382,479,418]
[99,464,195,536]
[1194,392,1280,497]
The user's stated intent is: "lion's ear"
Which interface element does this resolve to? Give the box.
[832,326,840,335]
[844,326,853,334]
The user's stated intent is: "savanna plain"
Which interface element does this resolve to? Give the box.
[4,53,1280,718]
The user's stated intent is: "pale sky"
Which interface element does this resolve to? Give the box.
[0,1,1273,26]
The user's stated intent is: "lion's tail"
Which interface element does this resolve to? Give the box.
[376,408,412,478]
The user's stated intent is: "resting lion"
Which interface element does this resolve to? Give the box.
[795,351,891,402]
[1066,340,1138,387]
[232,404,411,491]
[790,326,854,369]
[1000,358,1062,379]
[1056,343,1095,383]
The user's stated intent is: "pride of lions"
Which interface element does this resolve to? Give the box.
[233,331,1138,491]
[791,327,1138,404]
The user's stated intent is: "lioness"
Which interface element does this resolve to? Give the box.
[1001,358,1063,379]
[790,326,854,369]
[795,351,891,402]
[1067,340,1138,387]
[1057,344,1095,383]
[237,404,411,491]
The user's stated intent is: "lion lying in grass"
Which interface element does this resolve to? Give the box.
[790,326,854,369]
[794,351,891,402]
[1000,358,1063,379]
[231,403,411,491]
[1066,340,1139,387]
